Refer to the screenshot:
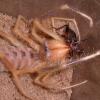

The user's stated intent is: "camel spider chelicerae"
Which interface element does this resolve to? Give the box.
[0,13,99,100]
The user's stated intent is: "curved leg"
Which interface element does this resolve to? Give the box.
[13,73,36,100]
[16,62,47,75]
[31,26,44,44]
[34,72,51,89]
[34,66,65,90]
[13,15,40,51]
[33,19,63,42]
[0,31,23,47]
[41,66,87,91]
[51,17,80,41]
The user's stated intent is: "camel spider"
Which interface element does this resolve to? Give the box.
[0,15,99,100]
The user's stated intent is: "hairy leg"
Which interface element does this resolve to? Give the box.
[34,72,51,89]
[41,66,87,91]
[16,62,47,75]
[13,15,40,51]
[33,19,63,42]
[0,31,23,47]
[31,27,44,44]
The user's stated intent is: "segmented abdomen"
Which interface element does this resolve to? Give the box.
[0,45,40,69]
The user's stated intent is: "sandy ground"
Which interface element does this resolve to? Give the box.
[0,71,73,100]
[0,12,73,100]
[0,0,100,100]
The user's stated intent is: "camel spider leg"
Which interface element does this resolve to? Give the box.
[34,71,51,89]
[16,62,59,90]
[16,62,47,75]
[51,17,81,42]
[0,31,23,47]
[33,19,63,43]
[12,73,36,100]
[40,65,87,91]
[15,62,61,92]
[13,15,40,51]
[31,27,44,45]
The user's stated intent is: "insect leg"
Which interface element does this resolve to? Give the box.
[51,17,80,41]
